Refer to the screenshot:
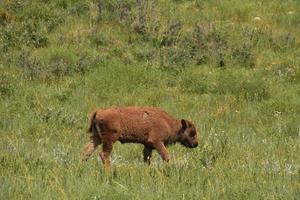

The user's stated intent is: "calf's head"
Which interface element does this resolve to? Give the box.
[178,119,199,148]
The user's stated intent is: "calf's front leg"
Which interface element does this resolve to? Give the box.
[153,142,170,162]
[143,146,153,165]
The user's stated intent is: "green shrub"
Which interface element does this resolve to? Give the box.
[0,65,19,97]
[89,31,111,47]
[231,43,255,68]
[20,46,98,79]
[190,22,229,67]
[216,69,269,101]
[242,26,273,48]
[0,1,64,51]
[259,92,300,118]
[272,60,300,84]
[278,116,300,137]
[200,128,229,168]
[180,69,212,94]
[131,42,156,62]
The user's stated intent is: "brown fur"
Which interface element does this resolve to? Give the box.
[81,107,199,169]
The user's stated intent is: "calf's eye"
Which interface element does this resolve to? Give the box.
[189,131,196,138]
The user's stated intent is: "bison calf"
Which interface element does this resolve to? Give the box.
[81,107,198,169]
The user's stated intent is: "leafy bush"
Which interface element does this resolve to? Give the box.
[200,128,229,168]
[0,65,19,97]
[272,60,300,83]
[0,3,58,51]
[231,43,255,68]
[259,92,300,118]
[179,69,213,95]
[20,46,98,79]
[216,69,269,101]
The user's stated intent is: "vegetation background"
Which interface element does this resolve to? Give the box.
[0,0,299,199]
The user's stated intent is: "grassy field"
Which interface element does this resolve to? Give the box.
[0,0,299,199]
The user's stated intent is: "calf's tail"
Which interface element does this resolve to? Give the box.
[88,111,97,133]
[87,111,104,140]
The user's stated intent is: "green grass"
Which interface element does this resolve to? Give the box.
[1,0,299,199]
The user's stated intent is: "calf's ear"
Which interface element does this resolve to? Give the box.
[181,119,188,130]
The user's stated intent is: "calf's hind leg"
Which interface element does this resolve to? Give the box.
[81,134,101,162]
[99,134,118,170]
